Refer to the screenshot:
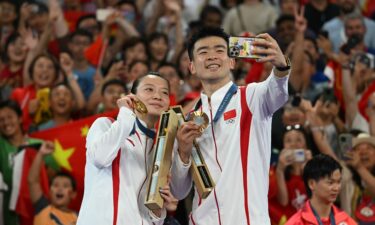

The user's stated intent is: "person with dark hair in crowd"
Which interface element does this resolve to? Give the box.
[67,29,95,100]
[97,79,127,113]
[172,26,289,224]
[199,5,223,28]
[158,62,184,105]
[37,82,76,131]
[323,0,375,53]
[126,60,149,90]
[285,154,357,225]
[76,14,101,38]
[273,125,312,219]
[0,32,27,100]
[77,73,178,225]
[147,32,169,71]
[10,53,84,131]
[0,0,18,46]
[0,100,58,225]
[304,0,340,35]
[28,141,78,225]
[340,133,375,223]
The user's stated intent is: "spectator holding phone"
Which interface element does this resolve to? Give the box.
[285,154,357,225]
[340,133,375,223]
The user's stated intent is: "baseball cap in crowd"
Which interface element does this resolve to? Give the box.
[352,133,375,148]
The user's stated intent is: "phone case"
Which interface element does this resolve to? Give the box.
[338,133,352,159]
[228,37,263,59]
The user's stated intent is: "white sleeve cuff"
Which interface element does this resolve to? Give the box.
[149,208,166,222]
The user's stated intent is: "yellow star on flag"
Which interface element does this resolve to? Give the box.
[81,125,89,137]
[53,140,75,171]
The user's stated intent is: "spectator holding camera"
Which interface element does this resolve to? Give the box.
[340,133,375,223]
[323,0,375,53]
[274,124,312,218]
[285,154,357,225]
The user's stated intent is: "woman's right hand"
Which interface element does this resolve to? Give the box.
[117,93,138,112]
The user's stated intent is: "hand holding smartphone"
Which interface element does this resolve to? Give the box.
[228,36,265,59]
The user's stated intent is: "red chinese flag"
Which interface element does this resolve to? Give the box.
[30,110,119,211]
[10,149,50,225]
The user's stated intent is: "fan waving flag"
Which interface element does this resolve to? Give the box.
[29,110,118,212]
[9,148,50,225]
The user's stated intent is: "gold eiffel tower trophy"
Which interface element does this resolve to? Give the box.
[145,108,179,210]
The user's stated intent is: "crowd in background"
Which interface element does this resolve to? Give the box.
[0,0,374,224]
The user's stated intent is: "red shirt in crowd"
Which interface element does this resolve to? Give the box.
[285,200,357,225]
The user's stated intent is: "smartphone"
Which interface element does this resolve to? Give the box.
[228,36,265,59]
[96,8,114,22]
[338,133,352,158]
[293,149,305,163]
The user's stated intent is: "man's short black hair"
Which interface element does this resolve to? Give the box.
[69,29,93,43]
[50,171,77,191]
[130,72,170,94]
[303,154,342,198]
[187,26,229,60]
[0,99,22,117]
[101,79,127,96]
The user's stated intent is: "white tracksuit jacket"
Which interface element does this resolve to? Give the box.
[171,72,289,225]
[77,107,165,225]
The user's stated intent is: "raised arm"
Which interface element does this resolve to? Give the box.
[86,94,137,168]
[28,141,55,204]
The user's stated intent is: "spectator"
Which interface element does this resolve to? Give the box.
[76,14,101,38]
[145,0,186,59]
[285,154,357,225]
[0,0,18,47]
[158,62,184,105]
[279,0,300,16]
[147,32,169,71]
[0,100,57,225]
[126,60,149,90]
[122,37,147,68]
[37,82,76,131]
[304,0,340,35]
[28,141,77,225]
[223,0,278,35]
[12,53,84,131]
[67,29,95,100]
[97,79,127,114]
[0,32,27,100]
[340,133,375,223]
[323,0,375,53]
[199,5,223,28]
[274,125,312,218]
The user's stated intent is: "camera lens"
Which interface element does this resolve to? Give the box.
[340,136,346,142]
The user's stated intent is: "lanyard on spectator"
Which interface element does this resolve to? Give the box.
[310,201,336,225]
[193,83,237,123]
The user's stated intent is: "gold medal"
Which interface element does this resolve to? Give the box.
[189,111,209,133]
[133,99,148,114]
